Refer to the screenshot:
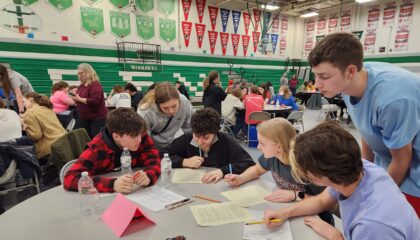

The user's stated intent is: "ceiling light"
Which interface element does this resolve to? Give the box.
[300,12,318,18]
[356,0,375,3]
[260,4,280,11]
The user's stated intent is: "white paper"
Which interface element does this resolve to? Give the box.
[126,186,187,212]
[190,201,252,226]
[172,169,206,184]
[221,185,271,207]
[243,210,293,240]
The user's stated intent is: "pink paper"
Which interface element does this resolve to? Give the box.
[102,193,155,237]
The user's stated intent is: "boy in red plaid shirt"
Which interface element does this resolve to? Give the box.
[63,108,161,193]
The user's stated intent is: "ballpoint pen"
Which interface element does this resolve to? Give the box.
[165,198,190,208]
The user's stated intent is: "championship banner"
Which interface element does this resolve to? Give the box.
[304,39,314,56]
[136,0,153,13]
[252,31,260,53]
[196,0,206,23]
[83,0,101,6]
[220,32,229,55]
[364,29,376,53]
[280,15,288,35]
[220,8,230,32]
[48,0,72,11]
[242,35,250,56]
[181,0,192,21]
[261,33,269,52]
[17,0,38,6]
[208,30,218,54]
[271,33,278,54]
[110,10,130,39]
[208,6,218,31]
[340,9,352,32]
[328,12,338,33]
[316,14,326,36]
[382,1,396,27]
[136,15,154,41]
[195,23,206,48]
[231,33,240,56]
[80,6,104,38]
[232,11,241,34]
[398,0,414,26]
[279,38,286,56]
[181,21,192,47]
[159,18,176,43]
[262,11,271,34]
[271,15,279,33]
[158,0,175,16]
[394,24,410,51]
[1,4,42,34]
[110,0,129,10]
[243,11,251,35]
[253,9,261,31]
[305,19,315,38]
[367,4,380,30]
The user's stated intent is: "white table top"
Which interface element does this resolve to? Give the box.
[0,172,340,240]
[263,105,293,111]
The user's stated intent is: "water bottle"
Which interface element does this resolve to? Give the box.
[78,171,95,215]
[120,148,132,176]
[275,99,280,108]
[160,153,172,189]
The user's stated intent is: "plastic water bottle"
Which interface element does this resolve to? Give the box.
[121,148,132,176]
[275,100,280,108]
[160,153,172,189]
[78,171,95,215]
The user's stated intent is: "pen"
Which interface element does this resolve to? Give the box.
[192,195,221,203]
[165,198,190,208]
[167,199,194,210]
[229,164,233,174]
[132,171,141,180]
[245,218,282,225]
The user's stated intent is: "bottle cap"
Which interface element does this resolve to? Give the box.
[164,153,169,157]
[81,171,88,177]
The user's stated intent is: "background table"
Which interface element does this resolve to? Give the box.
[263,105,292,118]
[0,171,341,240]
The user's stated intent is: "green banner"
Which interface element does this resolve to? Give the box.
[14,0,38,6]
[123,63,162,72]
[109,0,129,10]
[136,15,154,41]
[110,11,130,38]
[47,0,72,11]
[136,0,153,13]
[158,0,175,16]
[316,35,325,42]
[352,31,363,40]
[159,18,176,43]
[83,0,101,5]
[80,6,104,38]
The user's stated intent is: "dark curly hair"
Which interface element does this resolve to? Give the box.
[106,108,146,136]
[191,108,221,136]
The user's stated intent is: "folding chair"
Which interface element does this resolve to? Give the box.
[221,109,236,137]
[59,159,77,184]
[287,111,304,133]
[247,111,271,147]
[318,98,339,121]
[0,160,41,195]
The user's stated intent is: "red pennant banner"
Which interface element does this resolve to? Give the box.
[253,9,261,31]
[272,15,279,32]
[195,23,206,48]
[243,12,251,35]
[181,0,192,21]
[231,33,240,56]
[252,31,260,53]
[208,6,219,31]
[208,30,218,54]
[242,35,250,56]
[196,0,206,23]
[220,32,229,56]
[181,21,192,47]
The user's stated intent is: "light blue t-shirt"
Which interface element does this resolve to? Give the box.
[343,62,420,197]
[328,160,420,240]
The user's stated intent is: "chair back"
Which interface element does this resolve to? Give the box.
[60,159,77,184]
[66,118,76,131]
[248,111,271,123]
[287,111,303,122]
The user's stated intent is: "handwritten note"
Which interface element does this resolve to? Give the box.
[221,185,271,207]
[126,186,187,212]
[172,169,206,184]
[190,201,251,226]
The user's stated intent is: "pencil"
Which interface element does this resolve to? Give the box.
[192,195,221,203]
[245,218,282,225]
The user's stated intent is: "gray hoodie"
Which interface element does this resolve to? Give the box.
[137,94,193,150]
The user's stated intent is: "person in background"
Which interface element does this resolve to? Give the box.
[258,83,271,103]
[310,32,420,216]
[295,81,310,105]
[288,75,298,96]
[22,92,66,159]
[137,82,193,151]
[306,80,316,91]
[266,81,275,97]
[264,121,419,239]
[164,108,255,183]
[271,86,299,111]
[244,86,265,126]
[280,73,289,86]
[0,64,34,115]
[124,83,144,111]
[203,70,227,115]
[71,63,108,138]
[225,79,234,93]
[240,85,249,97]
[175,80,190,100]
[222,88,244,138]
[68,85,78,96]
[63,108,161,193]
[0,88,14,100]
[0,99,21,142]
[50,81,75,115]
[107,84,131,108]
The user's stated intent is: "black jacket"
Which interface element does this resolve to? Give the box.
[202,84,227,114]
[163,132,255,175]
[178,85,190,100]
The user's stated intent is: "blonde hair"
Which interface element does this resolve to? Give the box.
[288,140,306,184]
[138,89,155,110]
[257,118,296,164]
[78,63,99,84]
[280,85,292,99]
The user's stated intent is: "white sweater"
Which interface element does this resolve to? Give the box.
[221,94,244,125]
[0,109,22,142]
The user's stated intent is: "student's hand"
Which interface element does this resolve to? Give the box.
[270,100,275,105]
[133,170,150,187]
[113,174,134,193]
[223,174,244,187]
[182,156,204,169]
[201,169,223,184]
[264,189,296,203]
[304,216,344,240]
[264,208,290,229]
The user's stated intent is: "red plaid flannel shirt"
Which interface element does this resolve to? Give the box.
[63,132,161,193]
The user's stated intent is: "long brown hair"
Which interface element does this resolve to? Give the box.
[139,82,179,110]
[203,70,219,91]
[0,65,11,99]
[25,92,53,109]
[51,81,69,94]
